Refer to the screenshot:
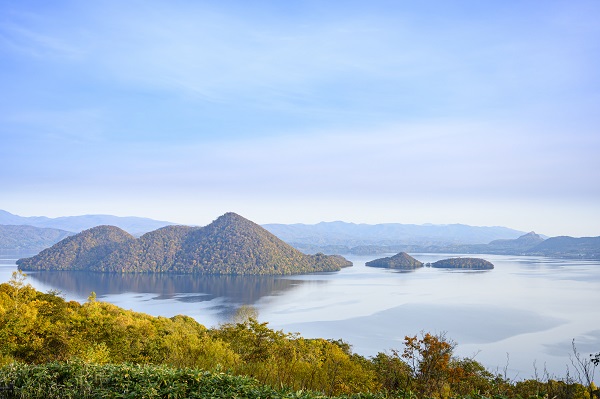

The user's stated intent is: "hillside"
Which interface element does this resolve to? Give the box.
[0,209,175,235]
[430,257,494,270]
[16,225,136,271]
[0,225,74,252]
[17,213,352,275]
[525,236,600,258]
[487,231,545,251]
[366,252,424,269]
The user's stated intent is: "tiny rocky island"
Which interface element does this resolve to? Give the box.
[365,252,423,269]
[430,257,494,270]
[17,212,352,275]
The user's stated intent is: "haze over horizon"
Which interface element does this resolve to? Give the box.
[2,1,599,237]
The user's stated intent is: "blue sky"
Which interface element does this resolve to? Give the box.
[1,0,599,236]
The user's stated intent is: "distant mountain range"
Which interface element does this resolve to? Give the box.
[17,213,351,275]
[262,221,528,247]
[408,232,600,259]
[2,209,598,259]
[0,225,74,252]
[0,209,174,236]
[3,209,531,253]
[292,232,600,260]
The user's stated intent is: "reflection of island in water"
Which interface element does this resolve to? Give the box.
[27,271,316,308]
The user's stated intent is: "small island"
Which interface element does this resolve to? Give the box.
[430,257,494,270]
[366,252,423,270]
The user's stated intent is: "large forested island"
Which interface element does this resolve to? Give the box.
[430,257,494,270]
[365,252,423,269]
[16,212,352,275]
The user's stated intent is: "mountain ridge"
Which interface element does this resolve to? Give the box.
[0,225,75,252]
[0,209,175,235]
[4,210,597,259]
[262,220,528,247]
[292,232,600,259]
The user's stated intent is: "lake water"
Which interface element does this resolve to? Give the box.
[1,252,599,380]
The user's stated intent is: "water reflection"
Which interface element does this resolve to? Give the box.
[27,271,314,306]
[4,254,600,378]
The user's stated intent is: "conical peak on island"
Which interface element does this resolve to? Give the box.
[201,212,266,236]
[16,212,352,275]
[366,252,424,269]
[212,212,250,225]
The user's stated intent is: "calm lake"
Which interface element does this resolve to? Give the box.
[1,252,599,379]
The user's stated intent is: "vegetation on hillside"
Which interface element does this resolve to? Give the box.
[430,258,494,270]
[1,273,597,399]
[366,252,424,270]
[17,213,352,275]
[16,225,136,271]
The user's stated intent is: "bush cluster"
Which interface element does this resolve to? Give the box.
[1,273,597,399]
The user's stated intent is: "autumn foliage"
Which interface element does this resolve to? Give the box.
[1,273,597,399]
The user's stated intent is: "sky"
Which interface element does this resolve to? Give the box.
[1,0,599,237]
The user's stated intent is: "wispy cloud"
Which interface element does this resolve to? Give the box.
[0,15,82,59]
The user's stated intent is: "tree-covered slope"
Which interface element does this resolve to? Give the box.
[93,225,197,272]
[172,213,350,274]
[17,213,352,275]
[1,276,594,399]
[366,252,423,269]
[16,225,135,271]
[431,257,494,270]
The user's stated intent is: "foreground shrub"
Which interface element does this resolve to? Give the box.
[0,361,386,399]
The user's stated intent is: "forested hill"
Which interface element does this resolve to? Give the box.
[366,252,423,269]
[17,213,352,275]
[16,225,136,271]
[431,257,494,270]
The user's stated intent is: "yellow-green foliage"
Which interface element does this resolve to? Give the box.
[1,273,597,399]
[0,274,375,395]
[0,272,237,371]
[213,319,379,395]
[16,225,135,271]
